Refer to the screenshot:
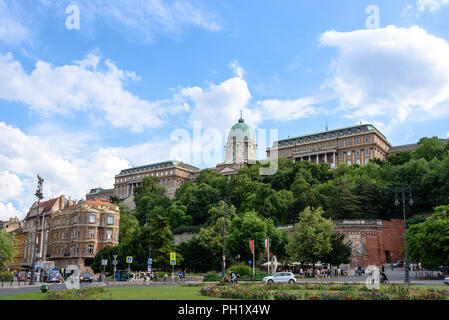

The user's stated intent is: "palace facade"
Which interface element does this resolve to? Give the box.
[266,124,391,167]
[114,160,200,200]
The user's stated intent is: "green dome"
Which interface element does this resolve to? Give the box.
[228,117,255,141]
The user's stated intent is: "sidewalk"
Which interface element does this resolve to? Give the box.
[0,281,45,289]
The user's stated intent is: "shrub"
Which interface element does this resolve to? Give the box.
[203,271,221,282]
[0,271,12,282]
[239,270,270,281]
[226,263,251,277]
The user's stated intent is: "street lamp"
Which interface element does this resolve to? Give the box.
[30,175,44,285]
[145,211,152,275]
[394,186,413,284]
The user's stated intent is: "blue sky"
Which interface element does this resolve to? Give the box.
[1,0,449,219]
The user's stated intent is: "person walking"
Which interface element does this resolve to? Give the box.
[299,268,304,279]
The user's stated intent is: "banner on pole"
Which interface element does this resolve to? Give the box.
[264,239,269,253]
[249,240,254,254]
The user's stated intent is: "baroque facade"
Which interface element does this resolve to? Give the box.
[114,160,200,200]
[266,124,391,167]
[22,195,74,268]
[49,200,120,272]
[216,115,257,176]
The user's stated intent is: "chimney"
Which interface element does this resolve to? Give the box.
[60,195,65,210]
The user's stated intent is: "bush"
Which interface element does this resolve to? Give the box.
[226,263,251,277]
[0,271,12,282]
[203,271,221,282]
[239,270,270,281]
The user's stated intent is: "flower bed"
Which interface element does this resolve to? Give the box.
[199,283,449,300]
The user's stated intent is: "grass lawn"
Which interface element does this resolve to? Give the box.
[0,285,225,300]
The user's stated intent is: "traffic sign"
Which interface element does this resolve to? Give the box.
[112,260,118,265]
[126,256,133,263]
[148,258,153,265]
[170,252,176,265]
[249,260,252,266]
[101,259,108,266]
[113,255,118,260]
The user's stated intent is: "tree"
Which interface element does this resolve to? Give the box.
[178,183,221,226]
[413,137,446,161]
[134,177,171,225]
[408,205,449,268]
[165,202,193,233]
[388,151,412,166]
[319,233,352,266]
[0,230,15,271]
[286,207,334,270]
[118,205,139,245]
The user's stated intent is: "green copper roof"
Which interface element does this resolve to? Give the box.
[228,117,255,141]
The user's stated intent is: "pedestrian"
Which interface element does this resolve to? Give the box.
[155,272,158,282]
[164,274,168,281]
[183,270,186,279]
[381,265,385,273]
[299,268,304,279]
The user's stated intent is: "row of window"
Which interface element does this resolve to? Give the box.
[53,229,115,241]
[53,214,115,226]
[278,126,374,147]
[116,169,189,183]
[52,244,95,256]
[338,149,371,159]
[278,137,373,156]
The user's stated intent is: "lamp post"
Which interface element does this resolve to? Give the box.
[394,186,414,284]
[221,204,226,279]
[30,175,44,285]
[145,211,152,274]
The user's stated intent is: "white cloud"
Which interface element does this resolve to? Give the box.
[0,202,23,220]
[182,77,262,132]
[0,0,29,45]
[417,0,449,11]
[0,52,188,132]
[256,94,333,121]
[447,131,449,138]
[229,59,245,79]
[320,25,449,123]
[0,122,129,212]
[0,171,24,202]
[49,0,223,43]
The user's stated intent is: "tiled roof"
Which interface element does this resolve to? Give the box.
[39,198,58,213]
[85,199,115,206]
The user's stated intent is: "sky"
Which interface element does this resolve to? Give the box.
[1,0,449,220]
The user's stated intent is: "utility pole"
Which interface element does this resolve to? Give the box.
[394,186,413,284]
[30,175,44,285]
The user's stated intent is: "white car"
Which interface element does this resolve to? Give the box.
[444,277,449,285]
[263,272,296,284]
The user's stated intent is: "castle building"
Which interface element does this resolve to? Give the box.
[86,187,115,201]
[267,124,391,167]
[216,114,257,176]
[114,160,200,200]
[49,200,120,272]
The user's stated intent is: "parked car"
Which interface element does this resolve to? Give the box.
[392,260,404,268]
[47,270,62,283]
[80,273,93,283]
[444,277,449,285]
[263,272,296,284]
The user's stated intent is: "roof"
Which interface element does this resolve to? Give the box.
[85,199,115,206]
[117,160,199,175]
[228,117,255,142]
[274,123,389,147]
[87,187,114,195]
[39,198,58,213]
[388,138,448,154]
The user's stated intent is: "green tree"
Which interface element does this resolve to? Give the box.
[388,151,412,166]
[408,205,449,268]
[286,207,334,270]
[118,205,139,245]
[319,233,352,267]
[165,202,193,233]
[134,177,171,225]
[412,137,446,161]
[0,230,15,270]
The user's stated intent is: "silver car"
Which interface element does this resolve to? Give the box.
[444,277,449,285]
[263,272,296,284]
